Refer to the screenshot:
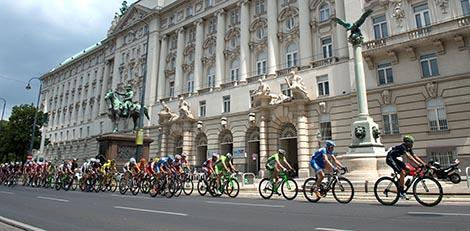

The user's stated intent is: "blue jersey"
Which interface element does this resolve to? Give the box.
[156,157,169,169]
[311,148,334,163]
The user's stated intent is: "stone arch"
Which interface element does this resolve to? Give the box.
[194,132,208,167]
[279,122,298,174]
[278,6,299,22]
[246,126,260,174]
[219,129,233,155]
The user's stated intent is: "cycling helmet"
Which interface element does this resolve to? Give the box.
[181,152,188,158]
[140,158,146,164]
[175,154,182,160]
[130,158,136,164]
[325,140,336,147]
[167,157,174,163]
[96,159,100,164]
[403,135,414,144]
[110,159,115,164]
[226,153,232,159]
[278,149,287,156]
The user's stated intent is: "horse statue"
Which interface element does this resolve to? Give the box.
[104,86,149,133]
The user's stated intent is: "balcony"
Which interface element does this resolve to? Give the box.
[363,15,470,54]
[311,57,339,68]
[276,66,300,76]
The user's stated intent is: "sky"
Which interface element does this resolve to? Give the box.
[0,0,137,119]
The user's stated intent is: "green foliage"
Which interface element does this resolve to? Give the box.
[0,104,47,163]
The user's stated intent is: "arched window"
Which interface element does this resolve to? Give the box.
[319,3,330,22]
[286,43,299,68]
[256,26,267,40]
[207,67,215,88]
[286,16,295,31]
[426,98,448,131]
[230,59,240,82]
[256,52,267,75]
[382,105,399,135]
[186,73,194,93]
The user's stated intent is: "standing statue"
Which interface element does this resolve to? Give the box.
[178,97,195,120]
[334,9,373,45]
[120,1,129,16]
[104,84,149,132]
[285,71,309,100]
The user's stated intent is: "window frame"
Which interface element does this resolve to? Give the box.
[286,43,299,68]
[280,83,292,97]
[377,62,394,85]
[420,53,439,78]
[317,75,330,97]
[223,95,231,113]
[256,52,267,75]
[321,37,333,59]
[426,98,448,131]
[382,104,400,135]
[462,0,470,16]
[372,15,389,40]
[169,81,175,97]
[199,100,206,117]
[319,3,331,22]
[413,2,431,28]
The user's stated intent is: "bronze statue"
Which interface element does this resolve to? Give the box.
[334,9,373,45]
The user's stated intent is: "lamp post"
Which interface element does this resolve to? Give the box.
[0,97,6,133]
[135,20,150,160]
[26,77,43,157]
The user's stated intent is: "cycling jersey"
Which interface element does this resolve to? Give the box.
[214,155,229,174]
[310,148,334,172]
[155,157,171,173]
[266,153,283,170]
[386,144,414,173]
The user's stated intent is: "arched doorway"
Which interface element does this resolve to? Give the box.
[219,130,233,156]
[246,128,260,175]
[195,133,207,168]
[174,135,183,156]
[279,123,298,176]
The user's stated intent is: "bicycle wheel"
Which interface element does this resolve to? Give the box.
[164,178,175,198]
[183,178,194,196]
[225,178,240,198]
[197,180,208,196]
[413,176,443,207]
[119,177,128,195]
[71,177,78,191]
[374,177,399,206]
[332,177,354,204]
[141,178,151,194]
[173,179,183,197]
[281,178,298,200]
[258,178,274,199]
[130,178,140,195]
[55,177,62,191]
[302,177,321,202]
[110,178,118,192]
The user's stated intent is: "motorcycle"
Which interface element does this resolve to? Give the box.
[428,159,462,184]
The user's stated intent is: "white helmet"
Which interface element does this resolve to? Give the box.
[226,153,233,159]
[130,158,136,164]
[212,153,219,158]
[175,154,182,160]
[181,152,188,158]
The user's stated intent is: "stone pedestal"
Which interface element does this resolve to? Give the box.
[97,134,153,168]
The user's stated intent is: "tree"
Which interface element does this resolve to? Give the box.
[0,104,47,163]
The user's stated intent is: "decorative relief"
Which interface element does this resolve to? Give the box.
[435,0,449,14]
[277,6,299,22]
[390,0,406,27]
[425,82,438,98]
[277,26,299,43]
[381,89,391,105]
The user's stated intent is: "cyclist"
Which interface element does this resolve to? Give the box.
[202,153,218,177]
[181,152,191,173]
[214,153,238,193]
[386,135,426,199]
[266,149,294,187]
[174,155,183,174]
[310,140,345,198]
[123,158,140,180]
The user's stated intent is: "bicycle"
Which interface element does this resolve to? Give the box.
[208,171,240,198]
[258,170,298,200]
[302,168,354,203]
[374,164,443,207]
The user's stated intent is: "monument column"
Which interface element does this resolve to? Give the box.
[159,126,169,157]
[335,0,349,58]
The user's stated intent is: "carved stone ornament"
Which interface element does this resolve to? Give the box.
[158,101,177,123]
[435,0,449,14]
[425,82,438,98]
[354,126,367,139]
[319,101,327,114]
[381,89,391,104]
[390,0,406,28]
[285,71,310,100]
[178,97,195,120]
[372,126,381,142]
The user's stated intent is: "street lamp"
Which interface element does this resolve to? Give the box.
[25,77,43,157]
[135,19,150,160]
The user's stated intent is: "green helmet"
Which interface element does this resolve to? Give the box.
[403,135,414,144]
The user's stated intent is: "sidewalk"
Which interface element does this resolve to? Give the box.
[0,222,24,231]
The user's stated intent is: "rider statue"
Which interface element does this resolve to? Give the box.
[115,84,134,117]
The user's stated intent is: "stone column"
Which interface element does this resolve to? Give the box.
[215,9,226,88]
[78,77,86,123]
[145,22,161,108]
[157,35,168,100]
[267,0,279,76]
[239,0,250,83]
[296,102,310,178]
[92,66,102,119]
[73,78,80,125]
[57,83,64,127]
[99,61,110,114]
[335,0,349,58]
[84,77,92,122]
[258,110,269,177]
[182,120,195,165]
[175,28,185,96]
[194,19,204,93]
[159,126,169,157]
[299,0,313,66]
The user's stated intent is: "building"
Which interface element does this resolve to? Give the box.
[40,0,470,177]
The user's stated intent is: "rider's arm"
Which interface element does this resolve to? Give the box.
[222,162,230,172]
[406,152,426,166]
[275,159,284,171]
[281,159,293,170]
[228,161,237,172]
[323,154,336,170]
[330,155,344,169]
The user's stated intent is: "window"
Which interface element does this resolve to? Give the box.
[230,59,240,82]
[208,17,217,33]
[256,27,267,40]
[186,6,193,17]
[230,10,239,25]
[321,37,333,59]
[427,98,448,131]
[286,17,295,31]
[223,95,231,113]
[188,29,196,43]
[414,3,431,28]
[230,36,239,48]
[420,53,439,77]
[463,0,470,16]
[319,114,332,140]
[207,68,215,88]
[377,63,394,85]
[286,43,299,68]
[206,0,214,7]
[169,81,175,97]
[319,4,330,22]
[170,57,176,69]
[382,105,399,135]
[208,45,215,55]
[100,122,104,134]
[255,0,265,14]
[427,147,456,168]
[79,128,83,139]
[256,52,267,75]
[87,126,90,137]
[170,36,177,49]
[317,75,330,96]
[373,15,388,39]
[199,101,206,117]
[249,90,255,108]
[280,83,292,97]
[187,73,194,93]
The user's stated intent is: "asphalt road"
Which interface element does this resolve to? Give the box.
[1,186,470,231]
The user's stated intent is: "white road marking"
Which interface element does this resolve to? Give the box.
[408,212,470,217]
[0,216,46,231]
[36,196,69,202]
[315,228,357,231]
[205,201,285,208]
[0,191,14,195]
[111,194,152,200]
[114,206,188,216]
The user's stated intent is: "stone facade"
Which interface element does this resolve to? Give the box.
[40,0,470,177]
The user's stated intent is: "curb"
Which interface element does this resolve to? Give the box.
[0,216,46,231]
